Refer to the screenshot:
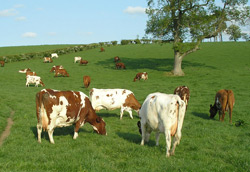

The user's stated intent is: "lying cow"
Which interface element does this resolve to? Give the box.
[74,57,82,63]
[83,76,91,88]
[209,89,235,123]
[26,75,45,87]
[115,62,126,69]
[89,88,141,119]
[50,65,63,72]
[133,72,148,82]
[51,53,58,58]
[100,47,105,52]
[19,68,31,73]
[44,57,53,63]
[138,92,186,157]
[36,89,106,144]
[54,69,69,77]
[114,56,121,62]
[80,60,88,65]
[0,61,4,67]
[26,71,37,76]
[174,86,190,109]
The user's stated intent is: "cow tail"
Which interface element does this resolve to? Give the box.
[41,103,48,131]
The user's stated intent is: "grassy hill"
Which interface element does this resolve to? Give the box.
[0,42,250,171]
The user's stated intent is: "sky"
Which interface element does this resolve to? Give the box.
[0,0,249,47]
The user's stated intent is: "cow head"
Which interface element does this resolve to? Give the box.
[209,104,218,118]
[93,117,106,135]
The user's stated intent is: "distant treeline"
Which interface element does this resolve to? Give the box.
[0,39,173,63]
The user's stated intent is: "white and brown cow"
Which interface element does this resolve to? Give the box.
[83,76,91,88]
[26,71,37,76]
[89,88,141,119]
[36,89,107,144]
[138,92,186,157]
[133,72,148,82]
[19,68,31,73]
[209,89,235,123]
[26,75,45,87]
[51,53,58,58]
[74,57,82,63]
[43,57,53,63]
[174,86,190,109]
[50,65,64,72]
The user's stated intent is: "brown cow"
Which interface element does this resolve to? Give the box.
[210,89,235,123]
[115,62,126,69]
[54,69,69,77]
[0,61,5,67]
[174,86,190,109]
[133,72,148,82]
[50,65,63,72]
[114,56,121,62]
[19,68,31,73]
[43,57,53,63]
[36,89,106,144]
[100,47,105,52]
[83,76,91,88]
[26,71,37,76]
[80,60,88,65]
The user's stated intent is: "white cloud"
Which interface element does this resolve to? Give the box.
[13,4,25,8]
[15,16,26,21]
[0,9,18,17]
[22,32,37,38]
[124,6,146,15]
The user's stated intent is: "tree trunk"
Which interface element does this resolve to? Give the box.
[172,52,184,76]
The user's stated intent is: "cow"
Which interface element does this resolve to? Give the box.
[54,69,69,77]
[0,61,4,67]
[26,71,37,76]
[26,75,45,87]
[19,68,31,73]
[138,92,186,157]
[44,57,53,63]
[51,53,58,58]
[50,65,63,73]
[114,56,121,62]
[83,76,91,88]
[100,47,105,52]
[115,62,126,69]
[74,57,82,63]
[89,88,141,119]
[209,89,235,123]
[133,72,148,82]
[80,60,88,65]
[36,89,107,144]
[174,86,190,109]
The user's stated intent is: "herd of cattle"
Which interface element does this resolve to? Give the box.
[4,50,235,157]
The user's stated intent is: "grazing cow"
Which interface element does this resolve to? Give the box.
[174,86,190,109]
[100,47,105,52]
[133,72,148,82]
[44,57,53,63]
[74,57,82,63]
[80,60,88,65]
[115,62,126,69]
[138,92,186,157]
[0,61,4,67]
[89,88,141,119]
[209,89,235,123]
[51,53,58,58]
[36,89,107,144]
[54,69,69,77]
[26,75,45,87]
[19,68,31,73]
[50,65,63,73]
[26,71,37,76]
[114,56,121,62]
[83,76,91,88]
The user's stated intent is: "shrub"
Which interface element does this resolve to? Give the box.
[111,41,118,46]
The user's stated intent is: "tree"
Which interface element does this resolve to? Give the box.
[241,33,250,41]
[145,0,250,76]
[226,24,242,41]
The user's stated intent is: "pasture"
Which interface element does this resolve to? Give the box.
[0,42,250,171]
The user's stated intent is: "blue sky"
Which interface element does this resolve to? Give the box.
[1,0,249,47]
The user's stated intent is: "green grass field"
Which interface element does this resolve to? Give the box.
[0,42,250,171]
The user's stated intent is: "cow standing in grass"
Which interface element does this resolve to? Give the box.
[83,76,91,88]
[209,89,235,123]
[115,62,126,69]
[0,61,5,67]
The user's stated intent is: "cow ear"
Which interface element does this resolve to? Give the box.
[96,117,101,123]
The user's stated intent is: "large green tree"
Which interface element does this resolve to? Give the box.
[146,0,250,75]
[226,24,242,41]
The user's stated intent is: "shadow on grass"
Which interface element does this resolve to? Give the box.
[95,57,217,71]
[98,112,119,118]
[192,112,210,120]
[30,126,89,142]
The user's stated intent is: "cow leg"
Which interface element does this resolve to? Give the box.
[155,131,160,146]
[170,131,181,156]
[47,126,55,144]
[221,110,225,122]
[140,122,147,145]
[229,107,232,123]
[120,107,124,120]
[73,121,82,140]
[165,130,171,157]
[37,124,42,143]
[128,110,133,119]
